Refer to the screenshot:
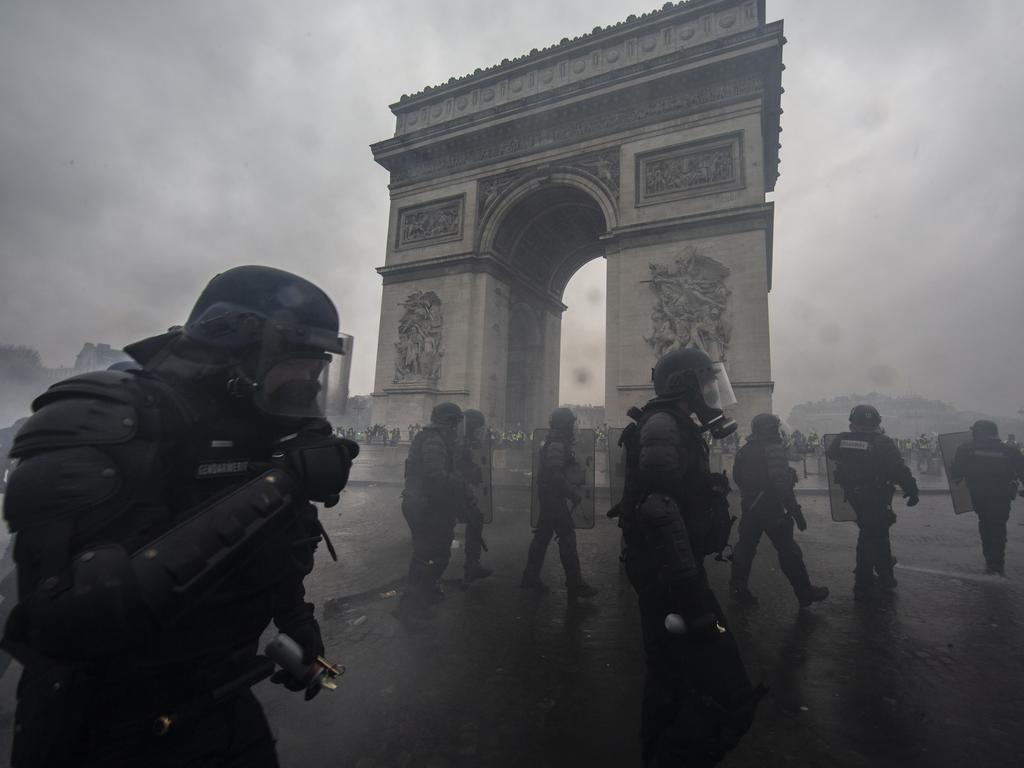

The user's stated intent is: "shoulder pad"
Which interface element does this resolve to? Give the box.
[4,447,123,532]
[32,370,148,410]
[11,395,138,458]
[640,411,683,444]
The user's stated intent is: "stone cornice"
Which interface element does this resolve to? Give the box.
[374,52,779,189]
[377,253,568,314]
[609,202,775,290]
[390,0,765,135]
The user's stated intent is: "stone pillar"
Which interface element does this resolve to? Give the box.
[606,226,772,431]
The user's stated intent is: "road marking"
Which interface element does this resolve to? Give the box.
[895,564,1015,585]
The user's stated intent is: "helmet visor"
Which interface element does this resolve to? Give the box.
[698,362,737,410]
[253,354,330,420]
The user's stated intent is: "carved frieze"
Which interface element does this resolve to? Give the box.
[393,290,444,383]
[478,171,528,218]
[643,247,732,362]
[396,196,464,249]
[569,149,620,199]
[636,133,743,206]
[393,0,761,135]
[391,75,762,185]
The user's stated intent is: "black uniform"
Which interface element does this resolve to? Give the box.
[949,438,1024,573]
[827,430,918,592]
[400,426,474,616]
[455,436,488,581]
[619,403,761,767]
[1,370,329,767]
[522,430,585,591]
[731,435,818,603]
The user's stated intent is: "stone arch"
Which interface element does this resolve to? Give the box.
[477,168,618,261]
[369,0,783,431]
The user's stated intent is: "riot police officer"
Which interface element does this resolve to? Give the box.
[617,348,764,767]
[827,404,919,601]
[398,402,476,624]
[458,408,492,585]
[949,420,1024,575]
[729,414,829,607]
[521,408,598,599]
[1,266,358,767]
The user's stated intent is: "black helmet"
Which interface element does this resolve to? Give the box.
[651,348,737,439]
[549,407,576,432]
[431,402,463,428]
[849,404,881,429]
[128,266,348,425]
[184,265,345,356]
[751,413,781,438]
[971,420,998,439]
[652,348,715,400]
[463,408,486,437]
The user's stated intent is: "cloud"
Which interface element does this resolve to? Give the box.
[1,0,1021,423]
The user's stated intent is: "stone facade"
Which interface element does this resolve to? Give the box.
[370,0,784,430]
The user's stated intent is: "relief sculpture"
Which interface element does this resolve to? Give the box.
[644,147,734,196]
[398,199,462,247]
[643,248,732,362]
[393,290,444,383]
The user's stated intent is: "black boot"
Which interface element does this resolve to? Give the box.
[797,585,830,607]
[463,562,493,586]
[729,583,760,607]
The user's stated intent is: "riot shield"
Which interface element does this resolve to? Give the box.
[607,427,627,509]
[530,428,597,529]
[823,434,857,522]
[938,431,974,515]
[470,431,494,523]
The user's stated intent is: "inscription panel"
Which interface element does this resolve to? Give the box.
[396,195,465,250]
[392,75,761,185]
[635,133,743,207]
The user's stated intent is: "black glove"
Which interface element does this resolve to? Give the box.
[270,621,325,698]
[903,479,920,507]
[709,471,731,496]
[272,425,359,503]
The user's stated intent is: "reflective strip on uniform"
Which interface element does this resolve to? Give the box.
[839,440,870,451]
[974,450,1006,459]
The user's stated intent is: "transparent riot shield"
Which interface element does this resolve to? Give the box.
[530,428,596,529]
[608,427,627,508]
[823,434,857,522]
[938,431,974,515]
[470,431,494,523]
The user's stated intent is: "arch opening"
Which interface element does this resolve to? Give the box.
[491,183,608,297]
[495,183,609,430]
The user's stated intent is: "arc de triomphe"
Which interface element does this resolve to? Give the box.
[369,0,784,431]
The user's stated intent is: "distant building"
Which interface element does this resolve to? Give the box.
[73,343,130,372]
[42,342,132,383]
[787,393,1024,441]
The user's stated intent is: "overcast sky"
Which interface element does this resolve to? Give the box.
[1,0,1022,421]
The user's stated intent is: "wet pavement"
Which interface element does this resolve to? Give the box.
[1,480,1023,766]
